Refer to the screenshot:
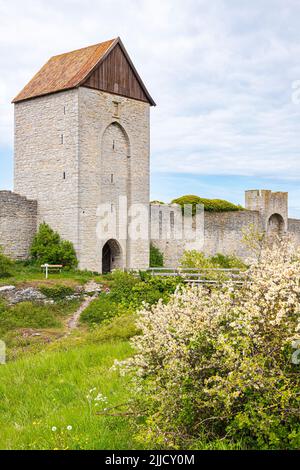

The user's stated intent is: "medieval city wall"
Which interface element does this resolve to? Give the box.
[150,204,263,266]
[0,191,37,259]
[288,218,300,245]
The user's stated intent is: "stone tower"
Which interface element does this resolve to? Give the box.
[245,189,288,235]
[13,38,155,272]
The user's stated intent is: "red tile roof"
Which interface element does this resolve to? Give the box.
[13,38,117,103]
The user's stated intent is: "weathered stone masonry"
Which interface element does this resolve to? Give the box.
[0,191,37,259]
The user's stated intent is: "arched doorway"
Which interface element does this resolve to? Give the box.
[102,239,122,273]
[267,213,285,237]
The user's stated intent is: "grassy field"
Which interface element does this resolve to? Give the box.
[0,265,141,450]
[0,265,242,450]
[0,314,141,450]
[0,262,104,287]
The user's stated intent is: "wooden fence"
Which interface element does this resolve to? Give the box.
[146,267,247,286]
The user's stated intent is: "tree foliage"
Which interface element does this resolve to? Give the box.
[150,244,164,267]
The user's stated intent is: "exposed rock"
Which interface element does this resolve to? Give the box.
[84,280,102,294]
[0,285,16,293]
[3,287,47,305]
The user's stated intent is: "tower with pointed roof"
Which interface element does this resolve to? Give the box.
[13,38,155,272]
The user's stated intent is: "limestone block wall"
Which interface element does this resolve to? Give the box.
[14,89,80,251]
[150,204,263,267]
[203,210,262,258]
[0,191,37,259]
[150,203,204,266]
[77,87,150,272]
[288,218,300,245]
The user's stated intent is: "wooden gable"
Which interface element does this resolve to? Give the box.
[82,41,155,105]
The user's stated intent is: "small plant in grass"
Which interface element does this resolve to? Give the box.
[0,247,14,278]
[30,223,78,268]
[39,285,76,301]
[150,244,164,267]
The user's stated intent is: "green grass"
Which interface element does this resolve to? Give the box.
[0,325,138,450]
[0,310,242,450]
[0,262,108,287]
[0,265,243,450]
[0,299,82,361]
[0,300,80,337]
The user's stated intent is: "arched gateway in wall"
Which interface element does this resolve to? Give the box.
[102,239,123,273]
[267,213,285,237]
[100,121,130,272]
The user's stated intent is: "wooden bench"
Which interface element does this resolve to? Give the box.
[41,264,63,279]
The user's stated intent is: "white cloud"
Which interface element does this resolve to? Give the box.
[1,0,300,182]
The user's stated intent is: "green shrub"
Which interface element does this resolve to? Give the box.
[0,248,13,278]
[30,223,78,268]
[171,195,244,214]
[210,253,247,270]
[150,244,164,267]
[109,270,140,303]
[181,250,247,271]
[39,285,75,301]
[81,271,183,326]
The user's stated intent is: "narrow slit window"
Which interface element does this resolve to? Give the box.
[61,134,64,144]
[112,140,115,150]
[170,211,175,237]
[113,101,119,116]
[159,211,163,239]
[63,172,66,180]
[63,106,66,115]
[111,174,114,183]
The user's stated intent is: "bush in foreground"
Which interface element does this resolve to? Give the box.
[30,223,78,268]
[125,238,300,449]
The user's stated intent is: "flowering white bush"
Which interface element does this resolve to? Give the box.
[126,237,300,449]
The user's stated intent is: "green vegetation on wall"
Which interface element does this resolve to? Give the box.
[171,194,244,214]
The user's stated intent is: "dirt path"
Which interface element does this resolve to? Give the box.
[66,280,101,331]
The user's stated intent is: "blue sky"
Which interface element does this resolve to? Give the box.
[1,0,300,215]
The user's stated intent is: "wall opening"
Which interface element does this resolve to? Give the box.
[102,239,122,273]
[267,213,285,237]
